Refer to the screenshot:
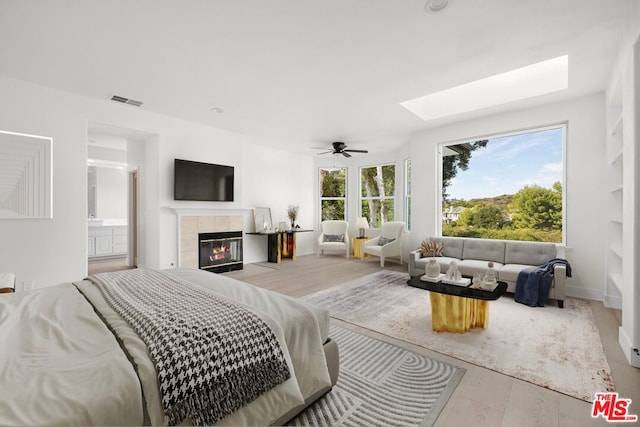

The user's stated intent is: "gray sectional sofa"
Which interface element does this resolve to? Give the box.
[409,236,567,308]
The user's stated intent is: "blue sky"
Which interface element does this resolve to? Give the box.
[447,127,563,200]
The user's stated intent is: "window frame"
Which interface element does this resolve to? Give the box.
[318,167,348,222]
[437,123,567,244]
[359,162,396,229]
[405,158,411,231]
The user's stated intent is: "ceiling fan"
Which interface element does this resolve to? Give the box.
[315,141,368,158]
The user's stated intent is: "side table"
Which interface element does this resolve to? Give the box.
[351,237,370,260]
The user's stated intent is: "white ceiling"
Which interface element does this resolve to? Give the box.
[0,0,636,154]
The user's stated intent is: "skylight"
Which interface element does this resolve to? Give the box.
[400,55,568,121]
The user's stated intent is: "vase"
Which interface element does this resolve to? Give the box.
[427,258,440,278]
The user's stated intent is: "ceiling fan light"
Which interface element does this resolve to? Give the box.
[425,0,449,13]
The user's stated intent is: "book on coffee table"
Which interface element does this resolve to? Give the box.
[420,273,445,283]
[470,281,500,292]
[441,277,472,287]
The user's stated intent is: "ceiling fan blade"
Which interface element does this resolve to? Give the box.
[342,151,352,158]
[344,149,368,153]
[316,150,333,155]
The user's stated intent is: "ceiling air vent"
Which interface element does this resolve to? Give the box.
[110,95,143,107]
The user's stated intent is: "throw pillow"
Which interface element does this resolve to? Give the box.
[417,240,444,257]
[378,237,396,246]
[323,234,344,242]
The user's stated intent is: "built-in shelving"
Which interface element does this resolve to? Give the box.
[605,80,623,302]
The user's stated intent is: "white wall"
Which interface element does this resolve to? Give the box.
[0,75,316,288]
[409,93,608,299]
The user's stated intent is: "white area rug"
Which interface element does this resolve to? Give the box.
[302,270,615,402]
[289,325,465,427]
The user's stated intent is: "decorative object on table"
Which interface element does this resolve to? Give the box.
[482,261,498,290]
[287,205,299,229]
[442,260,470,286]
[253,207,272,233]
[472,273,482,286]
[426,258,441,278]
[445,260,461,281]
[355,217,369,238]
[417,240,444,257]
[277,222,287,232]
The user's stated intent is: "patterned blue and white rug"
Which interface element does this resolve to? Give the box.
[289,325,465,427]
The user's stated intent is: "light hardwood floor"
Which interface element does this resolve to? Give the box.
[224,255,640,427]
[88,256,132,275]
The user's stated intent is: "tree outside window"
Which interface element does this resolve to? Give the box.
[319,168,347,221]
[361,164,395,228]
[441,126,565,243]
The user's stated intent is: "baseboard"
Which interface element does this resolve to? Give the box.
[603,294,623,309]
[618,327,640,368]
[566,284,603,301]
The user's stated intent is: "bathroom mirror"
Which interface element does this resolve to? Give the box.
[87,160,128,220]
[0,130,52,219]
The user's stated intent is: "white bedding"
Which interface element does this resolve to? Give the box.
[0,283,144,426]
[0,268,333,426]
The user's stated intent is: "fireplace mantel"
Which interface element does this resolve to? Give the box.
[166,206,252,217]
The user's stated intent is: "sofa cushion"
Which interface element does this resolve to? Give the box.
[430,237,464,259]
[320,242,347,250]
[462,238,506,263]
[505,241,556,266]
[498,263,535,284]
[322,234,344,242]
[458,259,504,278]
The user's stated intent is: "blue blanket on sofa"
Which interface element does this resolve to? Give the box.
[514,258,572,307]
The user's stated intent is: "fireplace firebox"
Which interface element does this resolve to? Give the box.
[198,231,243,273]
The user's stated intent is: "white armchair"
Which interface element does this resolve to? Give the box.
[363,221,405,267]
[317,220,350,258]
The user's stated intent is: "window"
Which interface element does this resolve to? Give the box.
[405,159,411,231]
[440,125,565,243]
[360,164,395,228]
[319,168,347,221]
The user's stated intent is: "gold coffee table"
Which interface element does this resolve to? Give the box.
[407,276,507,333]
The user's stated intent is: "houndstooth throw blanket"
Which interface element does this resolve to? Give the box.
[89,269,291,426]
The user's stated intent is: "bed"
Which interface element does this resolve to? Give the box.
[0,267,339,426]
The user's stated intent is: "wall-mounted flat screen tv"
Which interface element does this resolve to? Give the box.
[174,158,234,201]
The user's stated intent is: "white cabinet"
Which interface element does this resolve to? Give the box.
[112,226,128,254]
[89,225,128,258]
